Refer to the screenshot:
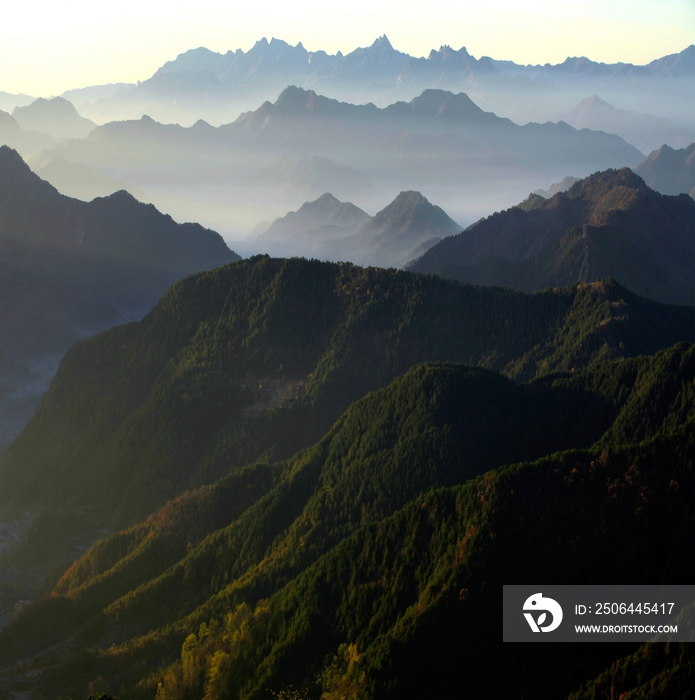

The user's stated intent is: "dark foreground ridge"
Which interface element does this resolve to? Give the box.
[1,343,693,699]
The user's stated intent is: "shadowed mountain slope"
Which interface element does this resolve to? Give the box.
[0,146,238,449]
[0,146,238,345]
[409,168,695,304]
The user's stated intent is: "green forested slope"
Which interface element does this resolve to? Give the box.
[567,640,694,699]
[1,345,692,700]
[1,257,692,533]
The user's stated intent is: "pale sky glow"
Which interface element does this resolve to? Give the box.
[1,0,693,97]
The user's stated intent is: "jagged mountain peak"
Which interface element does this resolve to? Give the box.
[371,34,393,49]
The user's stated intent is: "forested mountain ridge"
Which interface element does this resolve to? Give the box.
[0,253,692,641]
[408,167,695,304]
[1,257,692,528]
[1,344,692,699]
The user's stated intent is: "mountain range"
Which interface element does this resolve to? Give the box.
[29,86,645,239]
[0,254,691,696]
[0,146,239,450]
[408,167,695,304]
[252,190,459,266]
[71,38,695,132]
[0,39,693,700]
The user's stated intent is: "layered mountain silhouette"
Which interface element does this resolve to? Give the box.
[634,143,695,197]
[319,190,461,267]
[0,91,34,113]
[33,156,150,202]
[409,168,695,304]
[12,97,96,141]
[35,87,645,239]
[0,109,55,159]
[75,38,695,130]
[532,175,579,199]
[252,190,458,266]
[246,154,381,208]
[561,94,694,154]
[0,146,238,449]
[253,193,371,256]
[229,87,644,172]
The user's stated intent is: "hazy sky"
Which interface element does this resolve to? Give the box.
[2,0,693,96]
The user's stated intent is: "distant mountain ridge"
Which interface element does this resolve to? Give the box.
[331,190,461,267]
[253,190,459,266]
[561,94,695,153]
[533,175,579,199]
[634,143,695,197]
[255,192,371,255]
[0,108,55,159]
[408,168,695,304]
[34,86,645,239]
[72,38,695,129]
[33,156,151,202]
[12,97,96,140]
